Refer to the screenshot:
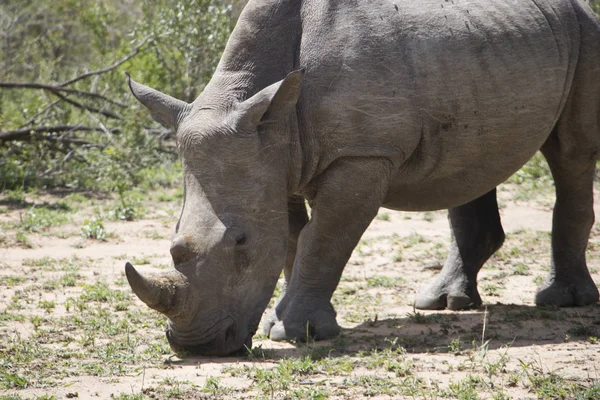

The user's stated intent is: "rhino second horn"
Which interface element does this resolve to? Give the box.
[126,73,190,128]
[125,262,187,315]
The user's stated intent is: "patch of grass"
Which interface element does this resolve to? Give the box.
[202,377,233,397]
[110,195,144,221]
[80,281,129,303]
[111,394,143,400]
[227,355,341,398]
[42,280,59,291]
[245,344,276,360]
[18,206,70,233]
[574,382,600,399]
[144,230,165,240]
[567,324,597,337]
[113,301,129,312]
[0,372,29,390]
[366,276,405,288]
[131,255,151,265]
[60,273,79,287]
[111,203,140,221]
[22,256,56,267]
[376,212,390,221]
[362,344,412,377]
[404,233,427,247]
[80,218,106,240]
[65,193,88,203]
[511,262,530,276]
[38,300,56,313]
[508,152,554,200]
[405,310,448,324]
[156,191,176,202]
[343,375,399,397]
[481,283,502,297]
[423,212,435,222]
[315,356,355,375]
[15,230,33,248]
[448,338,462,355]
[0,311,26,324]
[446,375,484,400]
[520,360,570,399]
[0,276,28,286]
[0,190,29,207]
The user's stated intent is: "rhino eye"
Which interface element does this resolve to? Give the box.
[227,226,247,247]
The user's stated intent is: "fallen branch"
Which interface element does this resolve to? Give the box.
[52,90,122,120]
[0,125,120,143]
[0,82,127,109]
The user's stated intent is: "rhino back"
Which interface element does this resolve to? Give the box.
[296,0,580,208]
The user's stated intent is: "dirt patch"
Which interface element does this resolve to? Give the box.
[1,184,599,399]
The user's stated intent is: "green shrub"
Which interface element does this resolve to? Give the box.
[0,0,234,192]
[81,218,106,240]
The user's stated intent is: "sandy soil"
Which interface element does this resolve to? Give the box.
[0,184,599,399]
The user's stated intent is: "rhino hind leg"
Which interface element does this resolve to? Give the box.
[415,189,505,310]
[535,129,599,307]
[534,9,600,307]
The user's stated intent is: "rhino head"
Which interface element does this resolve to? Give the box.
[125,71,303,356]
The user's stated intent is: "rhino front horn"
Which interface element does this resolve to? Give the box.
[125,262,187,315]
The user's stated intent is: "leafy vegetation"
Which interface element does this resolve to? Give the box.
[0,0,235,192]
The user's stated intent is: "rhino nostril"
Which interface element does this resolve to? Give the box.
[170,239,194,265]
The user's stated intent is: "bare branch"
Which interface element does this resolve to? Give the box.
[0,82,127,108]
[52,91,122,120]
[60,37,151,87]
[0,125,120,143]
[18,99,62,128]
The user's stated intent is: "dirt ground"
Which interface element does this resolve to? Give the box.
[0,182,599,399]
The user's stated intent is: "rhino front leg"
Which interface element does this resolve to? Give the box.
[415,189,505,310]
[266,159,391,342]
[536,133,599,306]
[261,196,308,334]
[283,196,310,282]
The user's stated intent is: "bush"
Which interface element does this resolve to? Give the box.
[0,0,235,192]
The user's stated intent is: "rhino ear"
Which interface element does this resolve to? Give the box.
[127,73,190,128]
[240,69,304,126]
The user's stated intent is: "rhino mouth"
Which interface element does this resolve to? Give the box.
[166,317,253,356]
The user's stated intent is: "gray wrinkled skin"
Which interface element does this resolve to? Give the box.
[126,0,600,356]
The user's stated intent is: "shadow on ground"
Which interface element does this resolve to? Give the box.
[167,303,600,365]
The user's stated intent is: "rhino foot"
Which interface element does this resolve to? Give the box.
[535,275,599,307]
[262,299,340,342]
[415,277,482,311]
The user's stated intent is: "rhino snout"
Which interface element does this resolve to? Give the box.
[166,318,252,356]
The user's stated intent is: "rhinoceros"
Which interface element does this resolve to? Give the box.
[125,0,600,356]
